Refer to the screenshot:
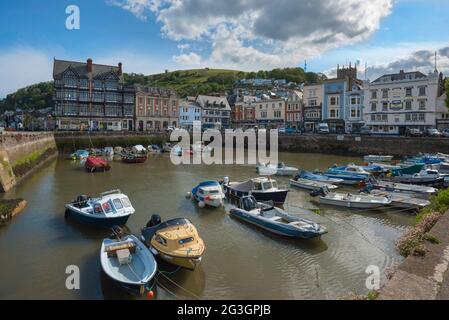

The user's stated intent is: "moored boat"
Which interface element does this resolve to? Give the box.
[101,228,157,296]
[69,149,89,160]
[191,180,226,208]
[230,196,327,239]
[223,176,289,205]
[141,216,205,271]
[85,156,111,172]
[297,170,344,185]
[363,155,394,162]
[368,190,430,211]
[162,143,173,153]
[363,177,437,199]
[391,163,425,176]
[256,162,299,176]
[289,176,338,191]
[122,153,148,163]
[310,187,391,209]
[65,190,135,227]
[147,144,162,154]
[392,170,445,187]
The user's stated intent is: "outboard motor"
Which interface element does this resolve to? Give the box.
[310,187,326,198]
[146,214,162,228]
[223,176,230,186]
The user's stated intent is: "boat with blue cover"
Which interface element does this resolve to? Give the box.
[230,196,327,239]
[321,165,369,185]
[65,190,135,227]
[297,170,344,185]
[191,180,226,207]
[69,149,89,160]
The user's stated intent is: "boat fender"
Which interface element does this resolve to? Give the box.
[186,192,192,199]
[198,201,206,208]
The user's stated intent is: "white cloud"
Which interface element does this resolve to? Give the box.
[0,47,52,98]
[172,52,202,67]
[109,0,394,70]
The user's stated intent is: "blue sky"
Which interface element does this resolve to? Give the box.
[0,0,448,97]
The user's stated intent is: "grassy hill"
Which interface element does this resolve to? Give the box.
[0,67,326,112]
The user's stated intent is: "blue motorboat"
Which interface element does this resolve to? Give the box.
[65,190,135,227]
[321,164,368,185]
[191,180,226,208]
[297,170,344,184]
[405,156,442,165]
[230,196,327,239]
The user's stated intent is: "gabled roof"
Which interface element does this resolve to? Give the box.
[53,59,120,80]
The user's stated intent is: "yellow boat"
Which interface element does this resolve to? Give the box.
[141,216,205,271]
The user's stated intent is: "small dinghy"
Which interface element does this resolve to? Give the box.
[69,149,89,160]
[368,190,430,211]
[148,144,162,154]
[363,155,393,162]
[141,215,205,271]
[364,177,438,199]
[85,156,111,172]
[311,187,391,209]
[230,196,327,239]
[256,162,299,176]
[65,190,135,227]
[101,227,157,296]
[223,176,289,205]
[289,176,338,191]
[297,170,344,185]
[191,181,226,208]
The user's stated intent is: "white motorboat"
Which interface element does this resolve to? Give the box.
[363,155,394,162]
[191,181,226,208]
[311,187,391,209]
[257,162,299,176]
[289,177,338,191]
[392,169,445,186]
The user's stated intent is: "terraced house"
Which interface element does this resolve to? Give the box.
[196,95,231,129]
[53,58,135,131]
[134,85,179,132]
[255,98,286,129]
[363,69,444,135]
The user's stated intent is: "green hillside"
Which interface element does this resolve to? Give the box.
[124,67,326,97]
[0,68,326,112]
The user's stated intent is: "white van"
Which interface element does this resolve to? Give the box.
[317,123,330,134]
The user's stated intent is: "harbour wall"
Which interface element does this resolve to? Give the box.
[55,132,449,158]
[0,132,58,192]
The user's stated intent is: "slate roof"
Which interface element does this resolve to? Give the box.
[372,71,427,83]
[53,59,120,80]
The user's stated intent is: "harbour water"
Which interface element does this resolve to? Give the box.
[0,152,414,299]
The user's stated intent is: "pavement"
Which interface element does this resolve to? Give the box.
[378,213,449,300]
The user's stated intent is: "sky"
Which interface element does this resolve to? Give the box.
[0,0,448,98]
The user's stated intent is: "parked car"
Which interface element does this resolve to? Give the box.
[405,128,423,137]
[425,128,442,137]
[442,129,449,137]
[317,123,330,134]
[359,126,371,135]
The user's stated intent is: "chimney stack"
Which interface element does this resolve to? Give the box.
[87,58,93,73]
[118,62,123,75]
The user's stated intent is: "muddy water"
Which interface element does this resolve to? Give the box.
[0,152,414,299]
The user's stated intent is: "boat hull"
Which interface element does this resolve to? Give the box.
[65,208,131,228]
[150,247,202,271]
[230,209,326,239]
[289,179,337,191]
[318,197,387,209]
